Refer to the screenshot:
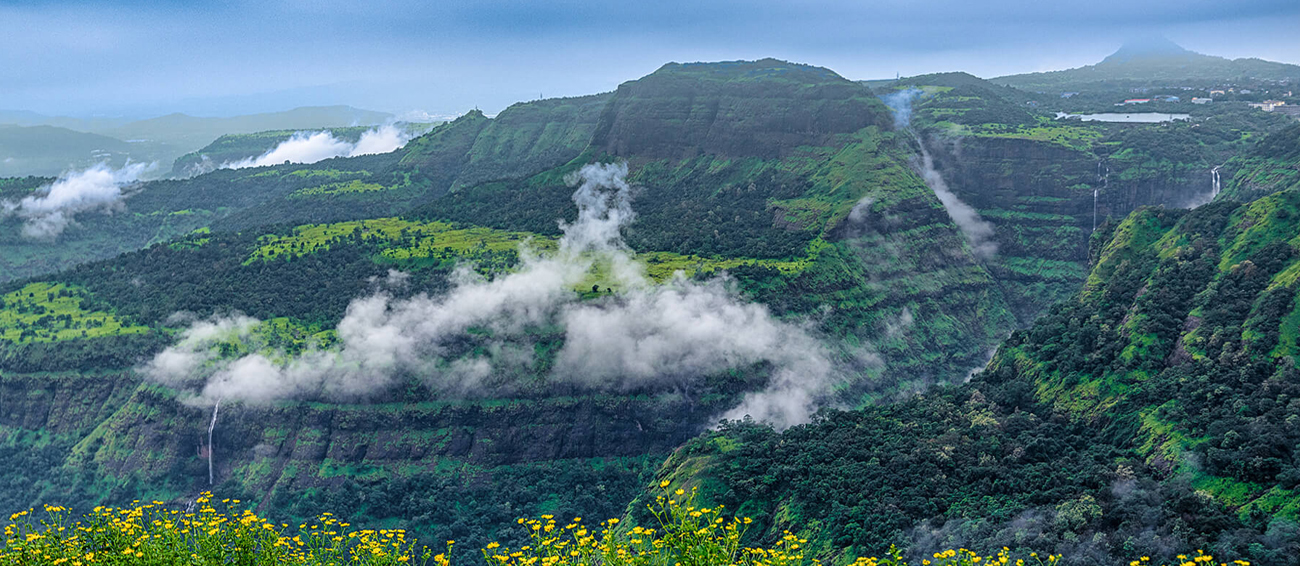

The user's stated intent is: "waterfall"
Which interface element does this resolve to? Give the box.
[1093,189,1099,232]
[207,399,221,486]
[1211,166,1222,200]
[1094,160,1106,232]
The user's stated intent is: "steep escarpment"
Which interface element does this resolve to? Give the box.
[0,61,1025,562]
[654,190,1300,566]
[1220,123,1300,202]
[894,73,1282,324]
[452,93,611,190]
[6,57,1297,566]
[0,94,611,284]
[592,59,893,160]
[0,371,693,555]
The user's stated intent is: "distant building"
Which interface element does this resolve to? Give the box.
[1154,95,1180,102]
[1121,99,1152,105]
[1191,97,1212,104]
[1241,89,1254,94]
[1060,92,1079,98]
[1210,89,1226,96]
[1249,100,1287,112]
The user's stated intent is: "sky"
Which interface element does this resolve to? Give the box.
[2,0,1299,119]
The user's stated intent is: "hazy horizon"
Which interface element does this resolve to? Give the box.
[4,0,1299,120]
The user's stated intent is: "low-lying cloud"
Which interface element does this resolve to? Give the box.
[144,162,851,429]
[883,89,998,260]
[1,162,152,239]
[223,124,416,169]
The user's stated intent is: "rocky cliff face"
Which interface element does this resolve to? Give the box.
[919,122,1221,324]
[0,370,718,555]
[646,187,1300,566]
[592,59,893,160]
[3,59,1289,564]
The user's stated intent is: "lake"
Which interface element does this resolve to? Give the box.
[1055,112,1191,123]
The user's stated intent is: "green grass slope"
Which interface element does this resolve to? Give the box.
[1220,122,1300,202]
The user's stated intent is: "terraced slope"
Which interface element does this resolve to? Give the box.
[0,60,1024,561]
[892,72,1293,322]
[651,187,1300,566]
[3,58,1296,565]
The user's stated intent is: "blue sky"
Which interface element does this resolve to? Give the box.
[3,0,1298,118]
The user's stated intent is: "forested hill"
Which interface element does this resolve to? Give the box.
[3,57,1299,565]
[591,59,892,159]
[0,94,611,283]
[1220,123,1300,202]
[169,126,395,176]
[0,59,1011,562]
[654,185,1300,565]
[994,38,1300,91]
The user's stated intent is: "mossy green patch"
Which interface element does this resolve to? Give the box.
[0,282,148,343]
[246,217,546,264]
[1219,190,1300,271]
[967,122,1104,152]
[289,180,389,197]
[287,169,370,180]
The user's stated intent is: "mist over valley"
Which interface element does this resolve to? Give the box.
[3,4,1300,565]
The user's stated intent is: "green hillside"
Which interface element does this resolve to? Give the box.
[169,126,385,175]
[3,57,1299,566]
[652,186,1300,565]
[0,59,1021,562]
[891,72,1294,321]
[1221,123,1300,202]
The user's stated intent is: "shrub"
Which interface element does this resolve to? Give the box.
[0,493,430,565]
[0,486,1248,566]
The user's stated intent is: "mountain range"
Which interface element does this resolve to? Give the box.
[0,106,395,178]
[2,41,1300,565]
[996,37,1300,91]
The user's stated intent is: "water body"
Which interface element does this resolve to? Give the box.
[1056,112,1190,123]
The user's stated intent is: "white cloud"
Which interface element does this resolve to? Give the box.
[223,124,417,169]
[883,89,998,260]
[145,162,851,429]
[1,161,153,239]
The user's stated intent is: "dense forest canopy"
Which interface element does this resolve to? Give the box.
[2,51,1300,565]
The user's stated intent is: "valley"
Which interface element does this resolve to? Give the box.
[3,38,1300,565]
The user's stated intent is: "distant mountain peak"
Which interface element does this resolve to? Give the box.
[1100,37,1204,65]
